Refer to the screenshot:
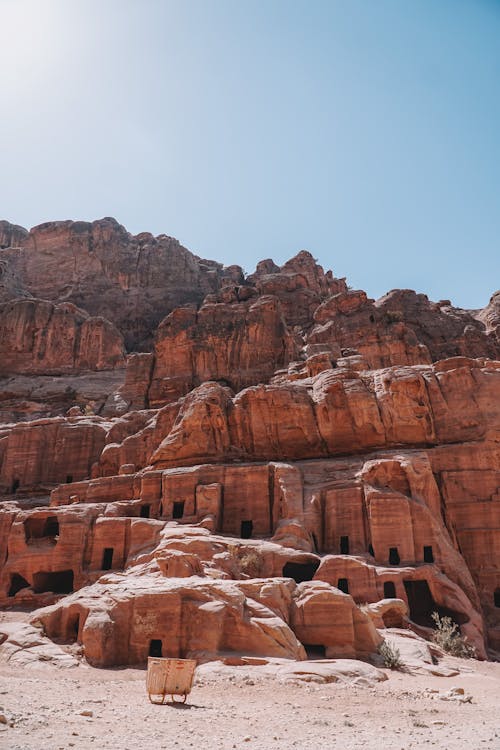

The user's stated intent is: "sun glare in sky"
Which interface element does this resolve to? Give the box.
[1,0,499,308]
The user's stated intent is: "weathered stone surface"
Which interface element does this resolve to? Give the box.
[291,580,382,658]
[476,290,500,343]
[0,218,233,350]
[247,250,347,328]
[0,371,126,423]
[148,295,296,406]
[375,289,499,362]
[147,359,500,467]
[0,621,79,668]
[0,416,109,493]
[275,658,388,684]
[0,298,125,375]
[32,574,306,666]
[0,216,499,668]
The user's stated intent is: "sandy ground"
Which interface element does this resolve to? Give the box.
[1,651,500,750]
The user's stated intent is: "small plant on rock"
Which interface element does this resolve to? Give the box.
[378,639,403,669]
[239,549,263,577]
[431,612,476,658]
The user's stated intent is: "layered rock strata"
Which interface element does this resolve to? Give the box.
[0,216,499,667]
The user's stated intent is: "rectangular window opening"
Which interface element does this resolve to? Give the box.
[337,577,349,594]
[240,520,253,539]
[149,639,163,657]
[383,581,396,598]
[172,501,185,520]
[389,547,400,565]
[101,548,114,570]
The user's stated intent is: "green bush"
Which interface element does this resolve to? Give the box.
[431,612,476,658]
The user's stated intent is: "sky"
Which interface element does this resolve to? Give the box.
[0,0,499,308]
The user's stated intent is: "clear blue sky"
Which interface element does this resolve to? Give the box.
[1,0,499,308]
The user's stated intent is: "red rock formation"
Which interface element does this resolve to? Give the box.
[148,295,297,406]
[0,216,499,667]
[0,298,125,375]
[476,290,500,345]
[0,416,109,493]
[0,218,235,350]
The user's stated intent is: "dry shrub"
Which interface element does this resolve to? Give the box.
[431,612,476,658]
[239,549,263,577]
[378,639,403,669]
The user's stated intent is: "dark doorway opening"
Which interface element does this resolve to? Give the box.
[172,501,185,520]
[304,644,326,659]
[312,533,319,553]
[282,560,320,583]
[8,573,30,597]
[337,577,349,594]
[66,475,73,484]
[423,545,434,563]
[149,639,163,657]
[494,589,500,608]
[383,581,396,599]
[389,547,400,565]
[403,579,468,628]
[101,548,114,570]
[44,517,60,537]
[240,520,253,539]
[67,613,80,642]
[140,504,151,519]
[340,535,350,554]
[24,516,59,543]
[368,544,375,557]
[11,479,20,494]
[33,570,74,594]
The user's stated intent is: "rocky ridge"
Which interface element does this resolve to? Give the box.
[0,217,499,670]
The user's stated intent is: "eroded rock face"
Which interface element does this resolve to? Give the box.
[148,295,297,406]
[0,298,125,375]
[0,218,233,350]
[0,215,499,667]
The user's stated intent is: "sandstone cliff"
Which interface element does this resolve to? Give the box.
[0,216,498,668]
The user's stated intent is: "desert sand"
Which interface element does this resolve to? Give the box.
[1,611,499,750]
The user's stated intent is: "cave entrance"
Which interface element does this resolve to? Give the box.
[11,479,20,494]
[389,547,400,565]
[149,639,163,657]
[423,545,434,563]
[33,570,74,594]
[140,504,151,519]
[403,579,433,625]
[340,535,350,554]
[282,560,320,583]
[101,548,114,571]
[8,573,30,597]
[368,544,375,557]
[66,475,73,484]
[240,520,253,539]
[403,579,468,628]
[494,589,500,608]
[337,578,349,594]
[304,644,326,659]
[24,516,60,543]
[383,581,396,599]
[172,501,185,520]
